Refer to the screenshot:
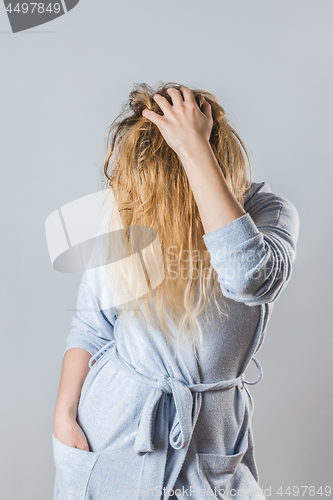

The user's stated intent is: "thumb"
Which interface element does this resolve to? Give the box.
[201,97,212,119]
[142,108,162,128]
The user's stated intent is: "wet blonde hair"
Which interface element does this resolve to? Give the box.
[97,81,252,361]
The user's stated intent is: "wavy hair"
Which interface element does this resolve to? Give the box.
[96,81,252,361]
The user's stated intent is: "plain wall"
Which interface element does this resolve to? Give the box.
[0,0,332,498]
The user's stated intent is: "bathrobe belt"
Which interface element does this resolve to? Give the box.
[89,340,263,500]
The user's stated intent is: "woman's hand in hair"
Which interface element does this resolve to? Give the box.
[142,86,213,159]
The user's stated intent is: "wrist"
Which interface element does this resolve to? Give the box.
[178,137,213,164]
[53,402,78,422]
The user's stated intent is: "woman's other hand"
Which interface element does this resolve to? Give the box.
[52,348,92,451]
[142,86,213,159]
[53,412,90,451]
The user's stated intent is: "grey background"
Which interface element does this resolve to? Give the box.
[1,0,332,498]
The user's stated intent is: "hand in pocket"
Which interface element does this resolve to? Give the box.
[53,413,90,451]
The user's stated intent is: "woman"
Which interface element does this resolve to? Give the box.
[52,82,299,500]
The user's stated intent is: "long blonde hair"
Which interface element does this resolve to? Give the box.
[97,81,252,361]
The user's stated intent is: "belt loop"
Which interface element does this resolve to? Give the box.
[242,357,263,386]
[88,351,98,369]
[88,339,116,369]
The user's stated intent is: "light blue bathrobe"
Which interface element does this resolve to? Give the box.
[52,181,300,500]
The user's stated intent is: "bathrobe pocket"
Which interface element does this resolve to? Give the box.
[195,429,248,495]
[52,432,100,500]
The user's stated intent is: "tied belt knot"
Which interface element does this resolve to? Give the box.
[133,367,262,456]
[88,340,263,500]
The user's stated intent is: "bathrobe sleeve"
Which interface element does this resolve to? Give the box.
[63,270,117,358]
[202,183,300,306]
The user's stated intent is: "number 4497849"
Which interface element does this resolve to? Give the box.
[5,3,61,14]
[277,486,331,496]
